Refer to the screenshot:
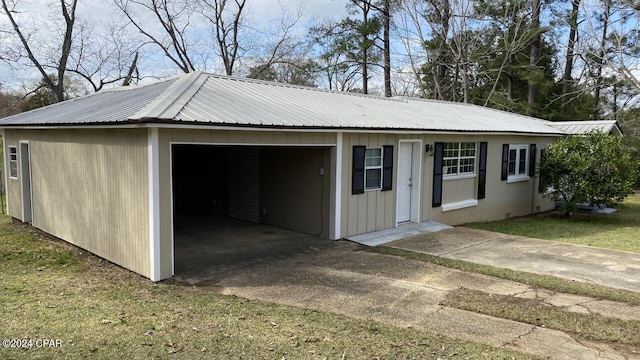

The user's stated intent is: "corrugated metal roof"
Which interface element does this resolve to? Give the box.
[0,78,177,126]
[0,71,566,135]
[548,120,621,135]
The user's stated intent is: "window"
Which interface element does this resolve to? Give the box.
[365,148,382,190]
[9,146,18,179]
[506,144,529,182]
[443,142,476,177]
[352,145,393,194]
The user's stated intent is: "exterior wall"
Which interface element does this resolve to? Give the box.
[261,147,331,237]
[340,133,423,237]
[339,132,557,237]
[4,129,150,277]
[157,128,337,280]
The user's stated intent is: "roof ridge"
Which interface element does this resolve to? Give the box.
[131,71,207,120]
[202,72,408,103]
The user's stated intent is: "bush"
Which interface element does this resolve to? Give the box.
[540,131,639,214]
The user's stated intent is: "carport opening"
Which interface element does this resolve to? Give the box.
[171,144,331,276]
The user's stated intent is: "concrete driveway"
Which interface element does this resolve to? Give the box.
[188,230,640,360]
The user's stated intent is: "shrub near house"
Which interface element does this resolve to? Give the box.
[540,130,639,214]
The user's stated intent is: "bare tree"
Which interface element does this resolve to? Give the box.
[1,0,77,102]
[197,0,246,76]
[114,0,196,73]
[562,0,581,100]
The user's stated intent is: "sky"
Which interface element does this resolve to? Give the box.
[0,0,349,90]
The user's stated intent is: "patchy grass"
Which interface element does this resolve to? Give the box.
[465,194,640,253]
[442,288,640,346]
[0,217,536,360]
[374,247,640,307]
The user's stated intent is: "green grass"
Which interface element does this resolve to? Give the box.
[0,217,537,360]
[465,194,640,253]
[442,288,640,346]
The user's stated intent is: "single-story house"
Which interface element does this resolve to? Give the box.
[1,71,598,281]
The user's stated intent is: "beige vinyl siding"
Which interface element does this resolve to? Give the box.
[5,138,22,218]
[442,177,476,204]
[4,129,150,277]
[431,135,555,225]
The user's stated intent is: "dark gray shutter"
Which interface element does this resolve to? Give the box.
[478,142,488,199]
[501,144,509,181]
[352,146,366,194]
[382,145,393,191]
[538,148,547,193]
[432,142,444,207]
[529,144,537,177]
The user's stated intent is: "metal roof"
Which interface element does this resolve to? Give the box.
[548,120,622,135]
[0,71,567,135]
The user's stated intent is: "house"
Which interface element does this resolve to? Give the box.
[2,71,575,281]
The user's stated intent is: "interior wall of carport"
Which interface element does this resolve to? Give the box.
[3,128,151,278]
[156,128,337,280]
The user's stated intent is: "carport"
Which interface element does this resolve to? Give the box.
[171,144,332,276]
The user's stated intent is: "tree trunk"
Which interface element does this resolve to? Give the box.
[383,0,391,97]
[528,0,541,106]
[594,0,611,119]
[562,0,580,101]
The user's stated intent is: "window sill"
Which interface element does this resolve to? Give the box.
[444,174,476,181]
[442,199,478,212]
[507,175,530,183]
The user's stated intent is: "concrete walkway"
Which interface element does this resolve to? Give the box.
[388,227,640,293]
[195,233,640,360]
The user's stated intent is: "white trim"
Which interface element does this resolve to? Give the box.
[2,131,9,215]
[7,145,18,179]
[0,124,565,137]
[443,173,477,181]
[364,147,383,191]
[507,175,530,183]
[441,199,478,212]
[169,144,175,276]
[396,139,422,226]
[170,141,335,147]
[331,132,343,240]
[19,141,33,223]
[148,128,162,282]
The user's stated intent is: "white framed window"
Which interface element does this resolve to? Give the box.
[365,147,382,190]
[508,144,529,182]
[9,146,18,179]
[443,142,476,177]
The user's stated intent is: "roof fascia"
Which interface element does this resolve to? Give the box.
[0,122,565,137]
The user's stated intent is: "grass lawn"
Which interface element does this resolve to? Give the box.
[0,217,536,360]
[465,193,640,253]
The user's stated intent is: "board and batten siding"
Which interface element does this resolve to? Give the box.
[4,129,150,278]
[340,133,422,237]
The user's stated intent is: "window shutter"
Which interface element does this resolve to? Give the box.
[382,145,393,191]
[529,144,537,177]
[352,146,365,194]
[501,144,509,181]
[432,142,444,207]
[478,142,488,199]
[538,148,547,193]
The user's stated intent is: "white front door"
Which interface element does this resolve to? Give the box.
[397,142,413,223]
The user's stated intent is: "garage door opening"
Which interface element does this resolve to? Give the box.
[171,144,331,276]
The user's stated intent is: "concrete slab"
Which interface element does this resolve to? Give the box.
[189,241,638,360]
[346,221,452,246]
[388,227,640,293]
